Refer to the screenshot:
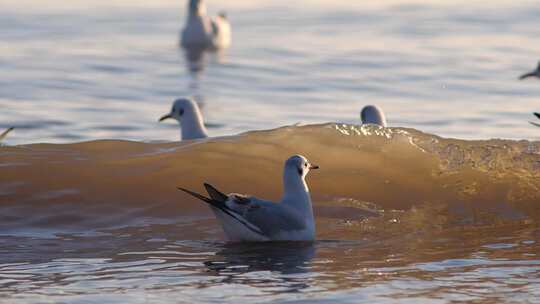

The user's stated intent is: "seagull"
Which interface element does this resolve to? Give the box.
[360,105,387,127]
[181,0,231,50]
[159,98,208,140]
[519,61,540,80]
[178,155,319,242]
[530,112,540,127]
[0,127,14,142]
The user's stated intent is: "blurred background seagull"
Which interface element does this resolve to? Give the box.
[519,61,540,80]
[360,105,387,127]
[159,98,208,140]
[178,155,319,242]
[0,127,14,143]
[181,0,231,50]
[530,112,540,127]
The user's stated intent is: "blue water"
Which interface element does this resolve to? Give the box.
[1,1,540,303]
[1,0,540,145]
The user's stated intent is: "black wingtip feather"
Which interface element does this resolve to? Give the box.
[534,112,540,120]
[204,183,229,203]
[178,184,265,237]
[178,186,228,212]
[0,127,14,141]
[519,72,536,80]
[177,187,212,203]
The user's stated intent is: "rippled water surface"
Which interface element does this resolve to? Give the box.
[2,227,539,303]
[1,0,540,303]
[1,0,540,144]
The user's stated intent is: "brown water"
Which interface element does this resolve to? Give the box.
[1,124,539,303]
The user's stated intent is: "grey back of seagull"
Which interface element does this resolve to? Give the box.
[241,198,307,238]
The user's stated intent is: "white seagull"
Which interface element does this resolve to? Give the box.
[159,98,208,140]
[519,61,540,80]
[0,127,14,142]
[360,105,387,127]
[181,0,231,50]
[178,155,319,242]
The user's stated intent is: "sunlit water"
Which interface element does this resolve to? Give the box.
[1,0,540,144]
[1,0,540,303]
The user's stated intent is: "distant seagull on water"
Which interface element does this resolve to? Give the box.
[178,155,319,242]
[181,0,231,50]
[519,61,540,80]
[530,112,540,127]
[159,98,208,140]
[360,105,387,127]
[0,127,14,142]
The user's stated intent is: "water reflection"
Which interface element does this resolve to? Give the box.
[182,46,227,75]
[205,242,316,292]
[180,46,227,133]
[183,47,208,75]
[0,225,539,302]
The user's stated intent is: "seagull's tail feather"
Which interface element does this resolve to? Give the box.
[204,183,228,203]
[0,127,14,142]
[177,185,265,237]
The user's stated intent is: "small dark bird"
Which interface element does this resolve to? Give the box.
[530,112,540,127]
[519,61,540,80]
[0,127,14,142]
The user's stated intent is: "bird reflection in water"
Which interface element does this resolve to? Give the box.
[204,242,316,293]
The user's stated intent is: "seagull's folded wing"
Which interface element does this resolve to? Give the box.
[239,200,307,238]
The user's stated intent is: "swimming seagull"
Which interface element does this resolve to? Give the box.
[519,61,540,80]
[181,0,231,50]
[178,155,319,242]
[530,112,540,127]
[159,98,208,140]
[0,127,14,142]
[360,105,387,127]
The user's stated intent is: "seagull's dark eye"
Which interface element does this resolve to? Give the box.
[304,163,308,168]
[179,109,184,116]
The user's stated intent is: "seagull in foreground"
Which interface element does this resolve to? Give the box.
[159,98,208,140]
[178,155,319,242]
[360,105,387,127]
[530,112,540,127]
[0,127,14,142]
[181,0,231,50]
[519,61,540,80]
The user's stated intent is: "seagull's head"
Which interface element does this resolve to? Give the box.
[159,98,201,124]
[360,105,387,127]
[188,0,206,15]
[159,98,207,140]
[285,155,319,179]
